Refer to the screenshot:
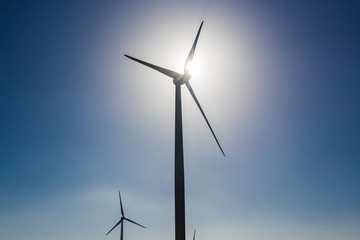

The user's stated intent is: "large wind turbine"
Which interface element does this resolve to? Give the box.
[124,21,224,240]
[106,191,146,240]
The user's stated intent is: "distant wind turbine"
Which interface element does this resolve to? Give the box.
[125,21,224,240]
[106,191,146,240]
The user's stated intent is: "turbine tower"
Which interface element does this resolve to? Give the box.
[106,191,146,240]
[124,21,224,240]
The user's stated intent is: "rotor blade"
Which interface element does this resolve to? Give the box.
[184,21,204,73]
[124,54,181,79]
[106,219,123,236]
[193,229,196,240]
[119,191,124,217]
[125,218,147,229]
[185,81,225,156]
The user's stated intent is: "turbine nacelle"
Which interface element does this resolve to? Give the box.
[173,72,192,85]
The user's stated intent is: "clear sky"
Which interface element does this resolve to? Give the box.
[1,0,360,240]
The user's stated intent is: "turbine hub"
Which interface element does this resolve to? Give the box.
[173,73,192,85]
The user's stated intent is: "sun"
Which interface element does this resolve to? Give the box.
[186,58,201,78]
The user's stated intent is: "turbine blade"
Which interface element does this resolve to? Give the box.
[193,229,196,240]
[106,219,123,236]
[184,21,204,73]
[125,218,147,229]
[124,54,181,79]
[185,82,225,156]
[119,191,124,217]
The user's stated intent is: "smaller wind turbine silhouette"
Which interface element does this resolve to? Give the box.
[106,191,146,240]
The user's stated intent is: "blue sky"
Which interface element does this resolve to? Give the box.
[1,0,360,239]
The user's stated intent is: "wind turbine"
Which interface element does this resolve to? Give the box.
[106,191,146,240]
[124,21,224,240]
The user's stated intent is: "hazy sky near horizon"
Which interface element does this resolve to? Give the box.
[1,0,360,240]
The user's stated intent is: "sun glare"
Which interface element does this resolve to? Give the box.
[187,58,201,78]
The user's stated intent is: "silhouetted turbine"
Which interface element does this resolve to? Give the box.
[106,191,146,240]
[124,21,224,156]
[193,229,196,240]
[125,21,224,240]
